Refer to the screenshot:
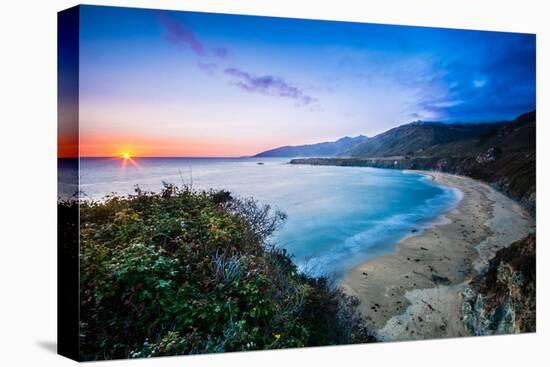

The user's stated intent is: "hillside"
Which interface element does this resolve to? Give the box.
[74,186,373,360]
[344,121,505,158]
[419,111,535,158]
[254,135,368,157]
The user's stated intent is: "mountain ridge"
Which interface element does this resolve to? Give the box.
[254,118,515,158]
[342,120,508,158]
[254,135,368,158]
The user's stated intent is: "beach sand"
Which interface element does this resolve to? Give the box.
[342,171,535,342]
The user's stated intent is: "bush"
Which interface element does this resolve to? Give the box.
[71,184,373,360]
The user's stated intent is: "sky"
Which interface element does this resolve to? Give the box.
[67,5,536,157]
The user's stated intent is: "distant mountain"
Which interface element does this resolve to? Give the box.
[254,135,368,157]
[344,120,506,158]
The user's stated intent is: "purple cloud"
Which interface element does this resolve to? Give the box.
[156,14,316,107]
[157,13,231,60]
[224,67,316,106]
[197,62,218,75]
[157,13,205,56]
[212,47,229,58]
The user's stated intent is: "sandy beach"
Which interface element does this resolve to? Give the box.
[342,171,535,341]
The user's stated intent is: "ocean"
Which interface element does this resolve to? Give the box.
[73,157,460,278]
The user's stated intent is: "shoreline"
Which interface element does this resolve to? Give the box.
[342,170,534,341]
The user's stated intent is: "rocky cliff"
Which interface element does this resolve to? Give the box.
[462,235,536,335]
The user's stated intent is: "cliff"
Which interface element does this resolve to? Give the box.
[462,235,536,335]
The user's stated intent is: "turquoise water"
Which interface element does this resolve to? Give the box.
[78,157,460,277]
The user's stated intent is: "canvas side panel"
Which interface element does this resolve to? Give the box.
[57,5,80,361]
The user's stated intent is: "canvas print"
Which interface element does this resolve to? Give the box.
[58,5,536,361]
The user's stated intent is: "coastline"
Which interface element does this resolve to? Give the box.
[342,170,535,341]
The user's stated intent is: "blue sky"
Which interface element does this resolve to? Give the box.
[77,5,536,157]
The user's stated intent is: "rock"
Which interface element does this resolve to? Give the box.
[431,274,451,285]
[462,235,535,335]
[475,147,503,165]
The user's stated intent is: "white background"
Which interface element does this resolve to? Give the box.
[0,0,548,365]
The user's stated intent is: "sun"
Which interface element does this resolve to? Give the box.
[115,151,140,171]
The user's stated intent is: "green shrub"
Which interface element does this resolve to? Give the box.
[72,184,373,360]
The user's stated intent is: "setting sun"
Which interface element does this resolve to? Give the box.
[115,151,140,171]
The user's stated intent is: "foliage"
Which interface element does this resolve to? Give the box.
[72,184,373,360]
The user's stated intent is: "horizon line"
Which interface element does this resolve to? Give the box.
[59,155,258,159]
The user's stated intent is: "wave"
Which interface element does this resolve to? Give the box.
[297,182,461,278]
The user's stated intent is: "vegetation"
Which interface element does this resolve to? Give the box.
[74,184,373,360]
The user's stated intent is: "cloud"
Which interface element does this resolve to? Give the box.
[342,32,535,122]
[156,13,316,108]
[472,77,487,88]
[157,12,205,56]
[157,13,230,60]
[419,35,535,121]
[197,62,218,75]
[212,47,229,58]
[224,67,316,106]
